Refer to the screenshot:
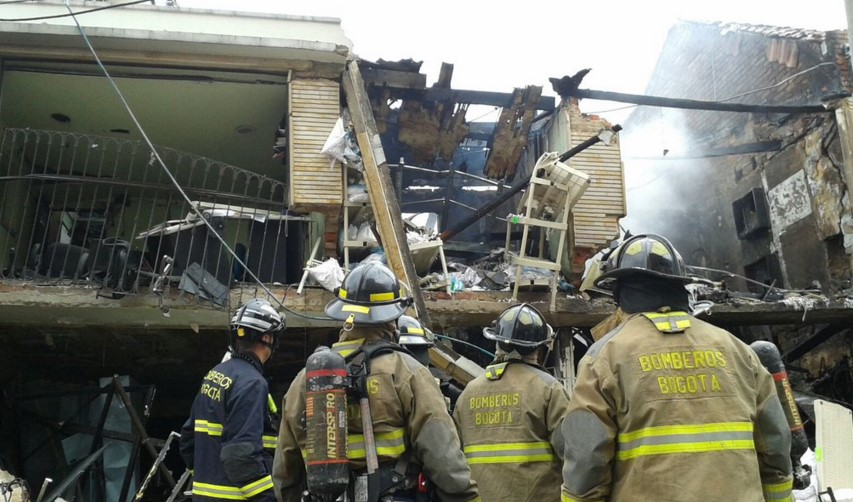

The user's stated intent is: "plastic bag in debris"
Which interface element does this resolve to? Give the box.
[356,223,378,244]
[347,183,370,203]
[321,118,347,168]
[449,267,482,291]
[306,258,345,292]
[321,117,363,170]
[406,230,431,245]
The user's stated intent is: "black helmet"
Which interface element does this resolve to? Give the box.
[594,234,689,291]
[325,262,411,325]
[483,303,553,348]
[230,298,285,347]
[397,315,435,348]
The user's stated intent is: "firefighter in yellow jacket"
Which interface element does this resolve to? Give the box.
[453,303,570,502]
[560,234,793,502]
[273,262,480,502]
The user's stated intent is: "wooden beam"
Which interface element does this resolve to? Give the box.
[436,62,454,88]
[361,67,427,89]
[568,88,829,114]
[385,87,556,111]
[342,60,432,327]
[484,85,543,179]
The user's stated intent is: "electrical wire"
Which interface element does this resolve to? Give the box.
[0,0,36,5]
[467,106,499,122]
[584,104,639,115]
[685,264,821,294]
[434,334,495,359]
[717,62,836,103]
[3,0,149,22]
[64,1,334,322]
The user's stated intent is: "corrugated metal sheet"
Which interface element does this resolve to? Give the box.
[289,78,342,209]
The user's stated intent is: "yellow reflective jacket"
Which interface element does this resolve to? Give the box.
[453,358,570,502]
[561,310,793,502]
[273,326,480,502]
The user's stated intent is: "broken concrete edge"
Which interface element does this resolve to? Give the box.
[1,283,851,330]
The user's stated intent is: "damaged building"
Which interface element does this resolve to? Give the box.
[0,2,628,498]
[0,2,852,499]
[620,21,853,412]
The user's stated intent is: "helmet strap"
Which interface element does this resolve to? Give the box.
[260,331,279,353]
[343,313,356,332]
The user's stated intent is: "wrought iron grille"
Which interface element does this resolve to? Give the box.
[0,128,303,308]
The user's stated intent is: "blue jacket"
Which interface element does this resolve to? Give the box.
[180,352,277,501]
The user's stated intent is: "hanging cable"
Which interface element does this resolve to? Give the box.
[717,62,836,103]
[3,0,149,22]
[685,264,821,294]
[434,334,495,359]
[64,1,333,322]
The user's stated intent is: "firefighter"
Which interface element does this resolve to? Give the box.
[273,262,480,502]
[561,234,794,502]
[398,315,464,410]
[180,298,284,501]
[452,303,570,502]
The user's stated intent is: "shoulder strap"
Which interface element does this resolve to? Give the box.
[641,311,691,333]
[345,341,413,395]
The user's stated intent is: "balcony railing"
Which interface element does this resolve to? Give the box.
[0,128,304,309]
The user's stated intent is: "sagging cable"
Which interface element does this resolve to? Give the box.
[63,1,332,322]
[434,334,495,359]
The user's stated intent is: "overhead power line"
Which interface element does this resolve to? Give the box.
[1,0,150,22]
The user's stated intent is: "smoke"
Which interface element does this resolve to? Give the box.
[619,108,722,268]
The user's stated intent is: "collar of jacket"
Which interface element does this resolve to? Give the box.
[338,323,397,344]
[493,348,540,366]
[232,350,264,374]
[591,307,630,341]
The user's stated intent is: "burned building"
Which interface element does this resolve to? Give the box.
[623,20,853,293]
[621,21,853,403]
[0,2,628,497]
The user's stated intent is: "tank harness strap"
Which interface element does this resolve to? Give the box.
[485,362,509,381]
[641,311,691,333]
[343,341,416,502]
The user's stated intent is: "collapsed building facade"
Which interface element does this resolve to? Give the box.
[0,3,851,499]
[621,21,853,408]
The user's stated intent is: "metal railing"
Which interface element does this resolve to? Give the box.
[0,128,300,308]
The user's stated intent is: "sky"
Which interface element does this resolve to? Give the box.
[176,0,849,125]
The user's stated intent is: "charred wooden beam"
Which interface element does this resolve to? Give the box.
[783,324,849,363]
[361,67,427,89]
[567,88,829,114]
[383,87,555,111]
[484,85,543,179]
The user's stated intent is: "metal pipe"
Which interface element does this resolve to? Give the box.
[112,376,177,488]
[439,125,621,241]
[35,478,52,502]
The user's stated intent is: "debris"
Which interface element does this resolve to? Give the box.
[305,258,345,293]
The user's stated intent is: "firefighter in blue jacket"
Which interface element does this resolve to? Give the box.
[180,298,284,501]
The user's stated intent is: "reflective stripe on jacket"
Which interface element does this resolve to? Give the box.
[273,326,480,502]
[179,353,277,501]
[561,311,793,502]
[454,360,570,502]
